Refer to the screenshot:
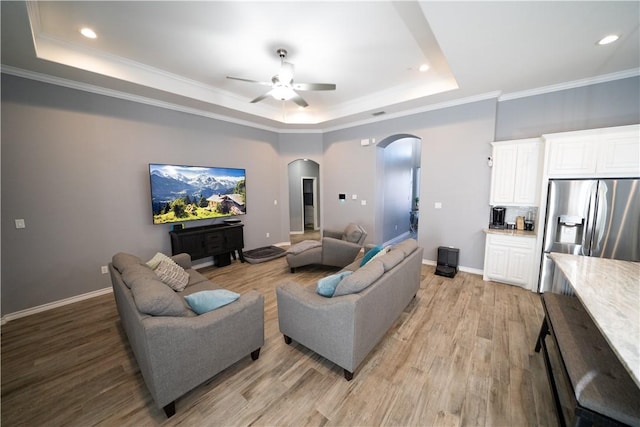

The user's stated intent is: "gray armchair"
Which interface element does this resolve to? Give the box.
[286,223,367,272]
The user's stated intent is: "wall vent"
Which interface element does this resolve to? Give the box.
[372,111,386,116]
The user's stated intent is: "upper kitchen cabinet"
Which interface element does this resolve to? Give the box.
[490,138,542,206]
[545,124,640,178]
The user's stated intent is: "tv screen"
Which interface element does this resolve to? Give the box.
[149,163,246,225]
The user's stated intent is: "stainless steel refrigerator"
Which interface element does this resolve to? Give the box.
[539,178,640,293]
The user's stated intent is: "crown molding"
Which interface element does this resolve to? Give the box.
[499,69,640,102]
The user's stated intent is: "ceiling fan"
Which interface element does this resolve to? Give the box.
[227,49,336,108]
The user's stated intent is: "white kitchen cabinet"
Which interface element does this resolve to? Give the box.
[490,138,542,206]
[483,233,536,290]
[546,125,639,178]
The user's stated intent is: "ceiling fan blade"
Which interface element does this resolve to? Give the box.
[250,92,272,103]
[293,82,336,91]
[227,76,272,87]
[291,93,309,108]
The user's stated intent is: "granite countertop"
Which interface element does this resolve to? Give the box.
[549,253,640,387]
[483,228,537,238]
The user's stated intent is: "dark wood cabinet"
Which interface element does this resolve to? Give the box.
[169,223,244,266]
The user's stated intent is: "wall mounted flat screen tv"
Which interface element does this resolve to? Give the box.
[149,163,246,225]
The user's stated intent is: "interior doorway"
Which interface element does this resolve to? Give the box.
[302,177,319,231]
[288,159,320,241]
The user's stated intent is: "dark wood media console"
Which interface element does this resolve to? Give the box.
[169,223,244,267]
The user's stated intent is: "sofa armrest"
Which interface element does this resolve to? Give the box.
[139,290,264,408]
[276,281,360,371]
[171,253,192,270]
[323,229,344,240]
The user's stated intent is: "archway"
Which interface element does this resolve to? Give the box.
[287,159,320,238]
[376,134,421,244]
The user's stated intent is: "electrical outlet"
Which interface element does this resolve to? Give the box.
[101,266,109,274]
[266,232,270,238]
[15,219,26,229]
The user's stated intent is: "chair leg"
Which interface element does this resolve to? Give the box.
[290,267,296,273]
[163,401,176,418]
[251,348,261,361]
[343,369,354,381]
[283,335,292,345]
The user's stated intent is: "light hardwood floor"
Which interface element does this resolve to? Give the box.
[1,254,558,426]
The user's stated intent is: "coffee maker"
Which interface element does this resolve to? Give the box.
[490,206,506,229]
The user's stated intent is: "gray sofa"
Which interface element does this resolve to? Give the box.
[109,252,264,417]
[277,238,422,380]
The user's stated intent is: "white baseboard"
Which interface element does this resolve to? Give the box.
[422,258,483,276]
[1,287,113,325]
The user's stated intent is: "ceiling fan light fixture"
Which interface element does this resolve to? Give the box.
[597,34,619,45]
[419,64,430,72]
[271,85,296,101]
[80,27,97,39]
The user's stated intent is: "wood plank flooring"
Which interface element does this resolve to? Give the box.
[1,254,558,426]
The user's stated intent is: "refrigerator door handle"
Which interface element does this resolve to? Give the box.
[583,182,598,256]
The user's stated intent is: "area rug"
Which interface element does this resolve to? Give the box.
[243,245,287,264]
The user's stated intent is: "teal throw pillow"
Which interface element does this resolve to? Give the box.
[360,245,383,266]
[317,271,353,297]
[184,289,240,314]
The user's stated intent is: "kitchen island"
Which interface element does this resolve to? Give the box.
[549,253,640,387]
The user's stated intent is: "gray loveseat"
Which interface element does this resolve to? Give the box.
[109,252,264,417]
[277,238,423,380]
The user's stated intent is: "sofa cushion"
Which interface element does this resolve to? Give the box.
[112,252,143,273]
[343,223,363,243]
[392,238,418,256]
[287,239,322,255]
[146,252,172,270]
[378,249,405,271]
[121,263,157,289]
[334,260,384,296]
[131,277,190,317]
[317,271,353,297]
[155,259,189,291]
[184,290,240,314]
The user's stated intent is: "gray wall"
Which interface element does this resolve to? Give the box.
[1,74,282,315]
[496,76,640,140]
[2,73,639,317]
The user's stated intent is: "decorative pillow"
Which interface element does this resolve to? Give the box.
[121,263,156,289]
[343,223,363,243]
[360,245,383,266]
[317,271,353,297]
[184,289,240,315]
[155,259,189,291]
[146,252,172,270]
[378,249,405,272]
[112,252,143,273]
[131,278,189,317]
[334,260,384,296]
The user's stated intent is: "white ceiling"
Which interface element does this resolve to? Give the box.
[2,1,639,131]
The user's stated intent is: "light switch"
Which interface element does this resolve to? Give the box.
[15,219,26,229]
[361,200,367,206]
[352,194,358,200]
[434,202,442,209]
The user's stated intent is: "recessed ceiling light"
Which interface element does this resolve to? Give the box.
[597,34,619,45]
[80,27,97,39]
[419,64,430,72]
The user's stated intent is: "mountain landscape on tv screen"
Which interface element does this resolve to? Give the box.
[150,165,246,224]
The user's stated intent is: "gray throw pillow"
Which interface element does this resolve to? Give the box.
[392,238,418,256]
[130,277,189,317]
[155,258,189,291]
[112,252,143,273]
[333,260,384,296]
[343,223,363,243]
[378,249,405,271]
[121,263,157,289]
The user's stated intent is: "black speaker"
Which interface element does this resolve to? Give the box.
[435,246,459,278]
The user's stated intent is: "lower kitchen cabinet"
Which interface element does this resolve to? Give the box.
[483,233,536,290]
